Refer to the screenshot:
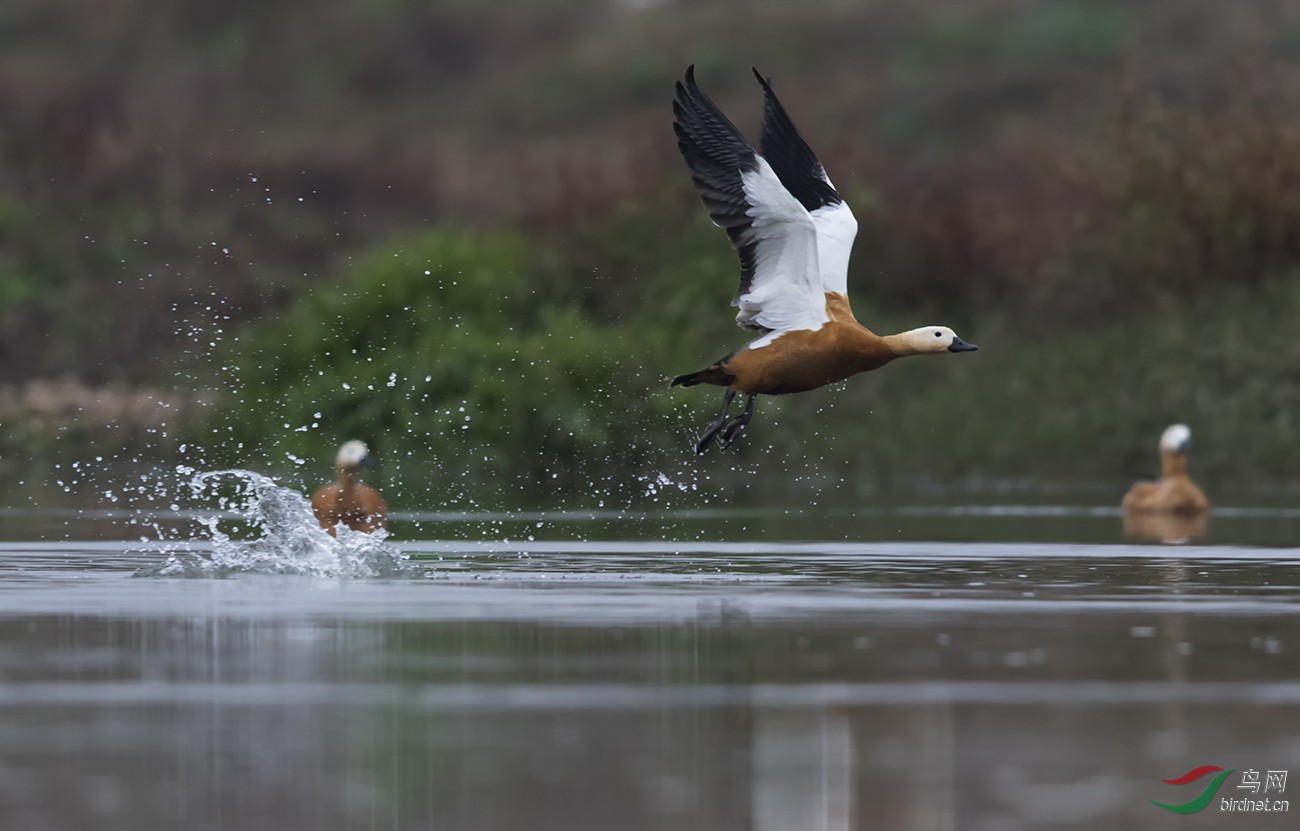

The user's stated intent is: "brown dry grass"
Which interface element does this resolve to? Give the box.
[2,0,1300,386]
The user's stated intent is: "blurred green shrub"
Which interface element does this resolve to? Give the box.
[206,228,687,498]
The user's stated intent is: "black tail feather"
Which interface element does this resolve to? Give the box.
[671,372,703,388]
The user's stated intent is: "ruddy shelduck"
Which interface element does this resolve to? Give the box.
[670,66,978,453]
[1121,424,1209,516]
[310,440,387,535]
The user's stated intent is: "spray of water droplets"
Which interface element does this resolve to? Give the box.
[136,468,410,578]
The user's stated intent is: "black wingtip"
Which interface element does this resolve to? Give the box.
[750,64,841,212]
[685,64,697,86]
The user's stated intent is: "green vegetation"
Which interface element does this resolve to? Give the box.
[777,277,1300,489]
[205,229,688,502]
[195,208,1299,505]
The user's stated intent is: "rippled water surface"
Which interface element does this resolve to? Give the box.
[2,483,1297,830]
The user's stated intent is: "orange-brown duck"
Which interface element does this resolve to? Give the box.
[1122,424,1209,516]
[310,440,387,534]
[671,67,977,453]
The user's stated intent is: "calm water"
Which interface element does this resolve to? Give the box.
[1,482,1298,830]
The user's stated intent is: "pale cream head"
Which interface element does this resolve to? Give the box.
[897,326,979,355]
[335,440,371,469]
[1160,424,1191,454]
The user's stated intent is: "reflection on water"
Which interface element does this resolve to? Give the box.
[1122,510,1209,545]
[6,500,1300,548]
[0,533,1297,830]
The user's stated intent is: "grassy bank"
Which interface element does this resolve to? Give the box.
[159,222,1300,508]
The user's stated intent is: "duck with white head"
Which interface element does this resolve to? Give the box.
[1122,424,1209,516]
[310,440,388,535]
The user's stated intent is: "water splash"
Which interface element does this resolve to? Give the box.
[136,468,410,578]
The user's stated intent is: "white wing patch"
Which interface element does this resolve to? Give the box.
[811,201,858,297]
[750,69,860,301]
[673,67,853,343]
[734,158,828,334]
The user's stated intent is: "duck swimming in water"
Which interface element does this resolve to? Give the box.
[670,66,978,453]
[310,440,387,534]
[1121,424,1209,516]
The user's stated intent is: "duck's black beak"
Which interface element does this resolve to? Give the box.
[360,453,375,468]
[948,337,978,353]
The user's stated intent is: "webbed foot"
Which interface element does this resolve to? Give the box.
[716,394,755,451]
[695,389,736,454]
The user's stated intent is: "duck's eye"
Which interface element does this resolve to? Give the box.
[934,331,941,337]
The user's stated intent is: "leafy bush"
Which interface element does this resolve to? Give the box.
[204,229,687,501]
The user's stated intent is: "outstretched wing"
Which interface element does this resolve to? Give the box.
[752,69,858,299]
[673,66,827,334]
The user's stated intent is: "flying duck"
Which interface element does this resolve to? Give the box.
[1121,424,1210,515]
[670,66,978,453]
[310,440,388,534]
